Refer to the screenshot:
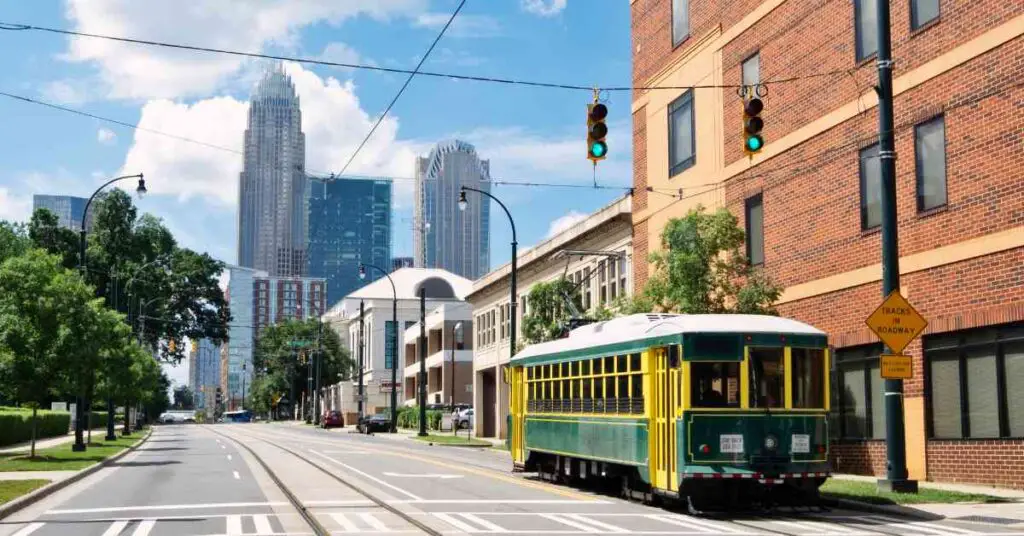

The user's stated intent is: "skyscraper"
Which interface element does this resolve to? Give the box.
[391,257,414,272]
[414,140,491,279]
[308,177,392,307]
[189,338,220,410]
[237,63,308,277]
[32,195,93,230]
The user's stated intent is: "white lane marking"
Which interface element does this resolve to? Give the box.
[647,515,719,535]
[649,515,751,535]
[11,523,45,536]
[563,514,628,534]
[308,449,422,500]
[771,519,871,535]
[226,514,244,535]
[433,513,479,533]
[46,501,288,514]
[101,521,130,536]
[253,514,274,534]
[359,513,390,531]
[131,519,156,536]
[330,513,359,532]
[866,515,980,535]
[461,513,508,533]
[303,499,610,505]
[382,472,463,479]
[542,514,602,533]
[233,471,241,480]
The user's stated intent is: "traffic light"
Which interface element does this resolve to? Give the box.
[743,97,764,156]
[587,102,608,162]
[168,338,177,353]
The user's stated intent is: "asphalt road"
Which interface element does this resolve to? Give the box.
[1,423,1019,536]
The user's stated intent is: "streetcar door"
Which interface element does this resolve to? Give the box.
[649,347,680,493]
[510,366,526,465]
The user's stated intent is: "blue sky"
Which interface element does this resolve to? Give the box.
[0,1,632,383]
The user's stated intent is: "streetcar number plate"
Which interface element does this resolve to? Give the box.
[791,434,810,453]
[719,434,744,453]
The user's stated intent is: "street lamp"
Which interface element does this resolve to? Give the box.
[459,185,517,364]
[359,263,399,433]
[73,173,145,452]
[450,322,463,414]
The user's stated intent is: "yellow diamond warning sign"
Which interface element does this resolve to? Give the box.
[866,290,928,354]
[881,354,913,379]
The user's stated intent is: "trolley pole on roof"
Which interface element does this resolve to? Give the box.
[875,0,916,494]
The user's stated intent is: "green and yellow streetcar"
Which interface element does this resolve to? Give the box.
[507,313,831,510]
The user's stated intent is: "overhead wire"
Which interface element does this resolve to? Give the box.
[0,20,853,92]
[336,0,466,176]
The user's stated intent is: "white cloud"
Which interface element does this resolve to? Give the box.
[521,0,568,17]
[317,42,373,72]
[119,62,430,209]
[430,48,486,67]
[61,0,428,99]
[546,210,587,238]
[40,79,94,105]
[414,13,501,37]
[97,128,117,145]
[0,187,32,222]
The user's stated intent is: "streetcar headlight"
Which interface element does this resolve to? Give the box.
[764,435,778,451]
[699,444,710,454]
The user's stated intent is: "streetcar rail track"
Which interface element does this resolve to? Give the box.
[209,426,443,536]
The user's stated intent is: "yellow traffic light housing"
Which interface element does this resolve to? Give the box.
[169,339,177,353]
[587,102,608,162]
[743,97,764,156]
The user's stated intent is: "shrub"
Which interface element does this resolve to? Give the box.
[0,410,71,447]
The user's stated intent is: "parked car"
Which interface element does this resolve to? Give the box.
[455,408,473,430]
[321,410,344,429]
[360,413,390,433]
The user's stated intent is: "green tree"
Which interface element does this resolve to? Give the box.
[519,278,619,345]
[0,250,69,456]
[637,205,781,315]
[253,319,351,417]
[28,208,79,269]
[0,221,29,264]
[172,385,195,410]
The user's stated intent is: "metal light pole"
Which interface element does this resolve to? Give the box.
[418,287,427,437]
[74,173,146,452]
[358,263,399,433]
[875,0,916,494]
[459,187,517,362]
[358,300,365,423]
[450,322,462,413]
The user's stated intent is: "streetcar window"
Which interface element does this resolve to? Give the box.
[594,358,603,375]
[629,353,642,372]
[561,362,569,377]
[792,348,826,408]
[604,356,614,374]
[690,362,741,408]
[616,355,627,373]
[750,347,785,408]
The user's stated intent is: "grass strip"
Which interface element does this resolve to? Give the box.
[413,433,491,446]
[820,479,1008,505]
[0,480,50,504]
[0,430,146,472]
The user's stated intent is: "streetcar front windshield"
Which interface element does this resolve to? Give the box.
[690,362,741,408]
[749,347,785,408]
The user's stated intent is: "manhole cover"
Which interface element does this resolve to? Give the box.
[952,515,1022,525]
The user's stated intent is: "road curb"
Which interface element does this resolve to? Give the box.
[820,496,943,520]
[0,428,153,520]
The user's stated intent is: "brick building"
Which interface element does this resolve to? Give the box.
[631,0,1024,488]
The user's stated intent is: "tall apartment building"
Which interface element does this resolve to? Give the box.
[631,0,1024,488]
[251,275,327,338]
[237,63,308,277]
[32,194,94,230]
[224,265,260,409]
[414,140,491,279]
[308,177,392,308]
[188,338,220,410]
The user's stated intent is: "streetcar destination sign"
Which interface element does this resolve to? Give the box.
[866,290,928,354]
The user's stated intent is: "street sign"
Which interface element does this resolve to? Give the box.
[865,290,928,354]
[379,381,401,393]
[288,340,312,348]
[881,354,913,379]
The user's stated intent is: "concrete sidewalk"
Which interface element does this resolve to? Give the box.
[0,471,75,482]
[0,428,109,454]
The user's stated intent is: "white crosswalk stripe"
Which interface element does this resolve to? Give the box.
[328,512,395,533]
[226,514,244,535]
[253,514,274,534]
[461,513,509,533]
[541,513,605,533]
[330,513,360,532]
[131,519,156,536]
[770,519,879,535]
[648,514,752,535]
[101,520,130,536]
[10,523,44,536]
[358,512,390,532]
[863,515,981,535]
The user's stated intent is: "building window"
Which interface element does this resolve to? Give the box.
[598,261,607,305]
[619,255,628,297]
[834,344,886,440]
[915,116,947,212]
[668,91,696,177]
[859,144,882,230]
[745,194,764,265]
[671,0,689,46]
[926,323,1024,439]
[584,268,592,310]
[499,305,506,340]
[741,52,760,88]
[854,0,878,61]
[608,261,617,300]
[910,0,939,29]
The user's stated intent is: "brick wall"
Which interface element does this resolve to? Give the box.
[831,441,888,476]
[632,222,650,291]
[633,107,648,213]
[927,441,1024,489]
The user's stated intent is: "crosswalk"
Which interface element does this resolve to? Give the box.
[7,511,1005,535]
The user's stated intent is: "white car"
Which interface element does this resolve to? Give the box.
[455,408,473,430]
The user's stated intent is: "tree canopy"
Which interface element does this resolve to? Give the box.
[520,278,615,345]
[633,205,781,315]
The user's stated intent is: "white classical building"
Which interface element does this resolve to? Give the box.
[320,268,471,423]
[466,194,632,439]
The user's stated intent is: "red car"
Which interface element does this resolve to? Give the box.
[321,410,344,429]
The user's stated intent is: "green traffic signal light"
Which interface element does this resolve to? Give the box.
[745,135,763,152]
[590,141,607,158]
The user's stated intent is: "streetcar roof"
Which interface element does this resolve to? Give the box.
[511,313,826,364]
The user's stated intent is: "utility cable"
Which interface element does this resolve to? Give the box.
[336,0,465,176]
